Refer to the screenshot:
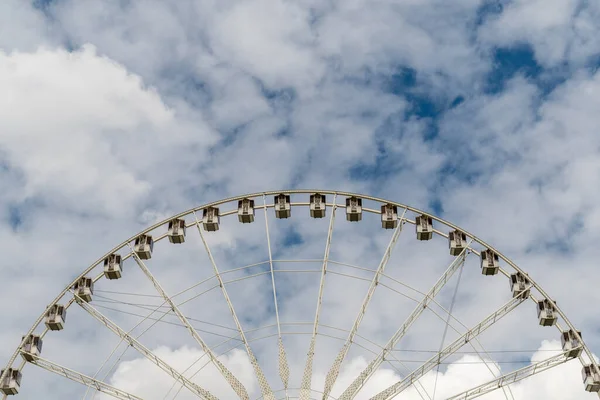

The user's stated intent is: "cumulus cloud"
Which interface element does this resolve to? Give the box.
[96,347,257,400]
[0,44,220,217]
[97,340,595,399]
[479,0,600,67]
[0,45,164,215]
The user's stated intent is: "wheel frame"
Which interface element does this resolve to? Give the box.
[1,189,596,398]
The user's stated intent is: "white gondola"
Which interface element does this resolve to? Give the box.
[202,207,220,231]
[310,193,326,218]
[448,230,467,256]
[562,329,583,358]
[0,368,22,395]
[73,277,94,303]
[509,272,530,299]
[480,249,499,276]
[134,234,154,260]
[381,204,398,229]
[45,304,66,331]
[582,365,600,392]
[537,299,557,326]
[238,199,255,223]
[103,254,123,280]
[274,194,291,219]
[346,197,362,222]
[21,334,43,362]
[415,215,433,240]
[168,218,186,244]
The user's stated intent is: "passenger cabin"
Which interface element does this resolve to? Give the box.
[274,194,291,219]
[238,199,255,223]
[346,197,362,222]
[45,304,66,331]
[168,218,186,244]
[0,369,22,395]
[103,254,123,280]
[134,234,154,260]
[582,365,600,392]
[21,334,43,362]
[73,277,94,303]
[480,249,499,276]
[202,207,220,231]
[537,299,557,326]
[310,194,326,218]
[415,215,433,240]
[448,230,467,256]
[381,204,398,229]
[509,272,530,299]
[562,330,583,358]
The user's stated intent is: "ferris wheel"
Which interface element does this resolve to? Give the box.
[1,189,599,400]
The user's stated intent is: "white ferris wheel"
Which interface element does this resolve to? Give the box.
[1,190,599,400]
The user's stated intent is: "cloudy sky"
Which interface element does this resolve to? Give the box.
[1,0,600,399]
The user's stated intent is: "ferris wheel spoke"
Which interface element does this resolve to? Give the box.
[74,296,218,400]
[322,208,408,400]
[299,195,338,400]
[370,294,529,400]
[445,349,579,400]
[192,211,276,400]
[377,272,513,400]
[336,241,471,400]
[421,301,512,400]
[24,353,142,400]
[130,247,251,400]
[263,195,291,399]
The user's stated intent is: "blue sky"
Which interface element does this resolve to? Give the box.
[1,0,600,399]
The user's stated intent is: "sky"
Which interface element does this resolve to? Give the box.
[1,0,600,399]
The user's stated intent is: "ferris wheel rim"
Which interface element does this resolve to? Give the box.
[2,188,596,399]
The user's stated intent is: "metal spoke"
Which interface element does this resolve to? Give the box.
[432,249,465,400]
[445,349,579,400]
[300,195,338,400]
[322,209,408,400]
[376,271,512,400]
[192,211,276,400]
[130,247,250,400]
[369,294,528,400]
[337,241,472,400]
[263,195,290,399]
[25,353,143,400]
[85,269,242,400]
[74,295,218,400]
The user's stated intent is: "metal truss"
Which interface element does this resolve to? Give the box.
[370,294,528,400]
[445,349,579,400]
[25,353,142,400]
[192,211,276,400]
[300,196,338,400]
[130,251,250,400]
[322,208,408,400]
[338,242,471,400]
[263,195,291,400]
[75,296,218,400]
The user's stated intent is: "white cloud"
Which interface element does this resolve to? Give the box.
[96,347,257,400]
[0,45,162,216]
[207,0,325,90]
[479,0,600,67]
[0,44,220,217]
[98,340,595,399]
[0,0,58,52]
